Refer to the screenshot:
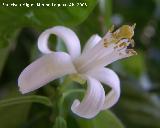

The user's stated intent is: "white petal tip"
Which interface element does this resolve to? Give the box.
[18,85,31,94]
[18,81,30,94]
[71,99,80,110]
[38,26,81,59]
[19,88,28,94]
[71,100,95,119]
[17,52,76,95]
[70,77,105,119]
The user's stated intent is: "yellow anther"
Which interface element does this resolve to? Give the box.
[115,40,120,44]
[104,38,107,42]
[113,25,135,39]
[132,23,136,29]
[114,45,118,49]
[130,39,135,47]
[103,24,136,53]
[103,38,110,47]
[126,49,137,55]
[109,25,115,32]
[131,50,137,55]
[104,43,108,48]
[119,42,127,47]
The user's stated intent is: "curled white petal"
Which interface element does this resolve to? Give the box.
[86,68,120,110]
[38,26,81,59]
[82,34,102,53]
[71,76,105,119]
[18,52,76,94]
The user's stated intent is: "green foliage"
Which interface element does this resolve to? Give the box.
[114,83,160,128]
[0,0,97,75]
[76,110,124,128]
[120,52,145,77]
[0,47,10,77]
[53,116,67,128]
[0,86,31,128]
[0,0,97,46]
[0,31,18,77]
[0,95,52,107]
[0,103,30,128]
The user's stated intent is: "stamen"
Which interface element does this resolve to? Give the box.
[126,49,137,55]
[113,38,137,57]
[103,24,136,47]
[114,39,129,50]
[99,24,138,65]
[109,25,115,32]
[132,23,136,30]
[104,39,109,47]
[118,42,128,48]
[103,36,114,48]
[130,39,135,47]
[104,43,109,48]
[114,46,118,49]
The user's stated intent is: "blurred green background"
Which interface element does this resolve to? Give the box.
[0,0,160,128]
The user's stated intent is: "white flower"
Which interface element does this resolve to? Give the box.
[18,25,137,119]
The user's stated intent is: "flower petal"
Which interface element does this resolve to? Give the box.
[71,76,105,119]
[86,68,120,110]
[38,26,81,59]
[18,52,76,94]
[82,34,102,53]
[89,41,136,69]
[74,33,114,73]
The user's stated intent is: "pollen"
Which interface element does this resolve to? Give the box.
[119,42,128,48]
[113,24,135,39]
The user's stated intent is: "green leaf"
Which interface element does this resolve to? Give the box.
[76,110,124,128]
[0,95,53,108]
[0,86,32,128]
[0,30,19,77]
[0,48,10,77]
[0,0,97,75]
[0,0,97,45]
[114,83,160,128]
[0,87,53,128]
[0,103,31,128]
[0,0,97,28]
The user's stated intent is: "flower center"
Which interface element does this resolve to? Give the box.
[69,74,86,84]
[103,24,137,56]
[74,24,137,74]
